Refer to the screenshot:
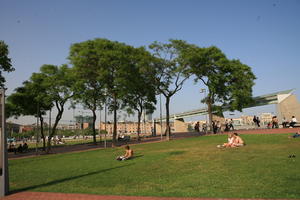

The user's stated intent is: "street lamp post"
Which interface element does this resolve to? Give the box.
[104,101,107,148]
[99,109,101,142]
[0,89,8,197]
[159,93,163,140]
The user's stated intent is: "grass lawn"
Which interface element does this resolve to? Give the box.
[9,133,300,198]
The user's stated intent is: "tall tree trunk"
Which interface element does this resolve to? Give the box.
[137,111,142,141]
[92,109,97,145]
[47,108,63,153]
[207,94,213,132]
[165,96,171,140]
[112,94,117,147]
[39,115,46,151]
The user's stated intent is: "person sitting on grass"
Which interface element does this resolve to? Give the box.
[219,133,235,148]
[217,133,245,148]
[116,145,134,161]
[232,133,245,147]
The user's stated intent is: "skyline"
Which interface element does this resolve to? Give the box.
[1,0,299,124]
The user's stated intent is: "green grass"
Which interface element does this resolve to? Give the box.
[9,133,300,198]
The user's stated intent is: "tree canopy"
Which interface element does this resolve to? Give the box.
[6,76,53,150]
[70,38,148,146]
[149,39,193,139]
[0,40,14,87]
[38,64,76,152]
[6,38,256,142]
[188,46,256,127]
[121,47,157,140]
[69,39,106,144]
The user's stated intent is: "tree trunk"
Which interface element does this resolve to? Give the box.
[165,96,171,140]
[92,109,97,145]
[112,94,117,147]
[137,111,142,141]
[39,115,46,151]
[47,110,63,153]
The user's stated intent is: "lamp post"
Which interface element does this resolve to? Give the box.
[143,109,146,136]
[104,101,107,148]
[0,89,8,197]
[49,108,51,137]
[200,88,208,134]
[159,93,163,140]
[99,109,101,142]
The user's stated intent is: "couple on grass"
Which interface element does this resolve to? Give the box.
[219,132,245,148]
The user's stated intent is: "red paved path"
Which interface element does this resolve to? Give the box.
[0,192,292,200]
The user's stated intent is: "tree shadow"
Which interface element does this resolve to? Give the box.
[168,151,185,156]
[10,164,133,194]
[116,155,144,161]
[133,155,144,159]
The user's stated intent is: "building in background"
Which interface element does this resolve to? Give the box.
[99,121,154,135]
[260,113,273,125]
[6,122,22,135]
[74,115,93,130]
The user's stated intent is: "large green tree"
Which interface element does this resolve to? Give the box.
[6,77,53,150]
[122,47,157,141]
[38,64,76,152]
[69,40,106,145]
[0,40,14,87]
[189,46,256,128]
[69,38,140,146]
[149,40,192,140]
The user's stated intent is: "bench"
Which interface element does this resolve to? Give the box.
[284,122,300,128]
[118,135,130,142]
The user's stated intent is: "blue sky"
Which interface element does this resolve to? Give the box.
[1,0,299,124]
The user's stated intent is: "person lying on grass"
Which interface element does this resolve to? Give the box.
[288,131,300,138]
[116,145,134,161]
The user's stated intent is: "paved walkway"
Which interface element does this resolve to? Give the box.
[0,192,291,200]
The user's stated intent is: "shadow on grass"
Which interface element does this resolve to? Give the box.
[168,151,185,155]
[133,155,144,159]
[10,164,133,194]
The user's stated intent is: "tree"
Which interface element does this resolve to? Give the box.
[0,40,15,87]
[149,39,192,140]
[6,77,53,151]
[189,46,256,129]
[122,47,157,141]
[72,38,144,146]
[38,64,76,152]
[69,40,106,145]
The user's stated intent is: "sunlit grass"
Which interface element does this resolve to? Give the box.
[9,133,300,198]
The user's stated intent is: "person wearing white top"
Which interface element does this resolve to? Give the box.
[290,116,297,127]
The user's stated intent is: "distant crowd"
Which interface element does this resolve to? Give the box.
[194,115,298,134]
